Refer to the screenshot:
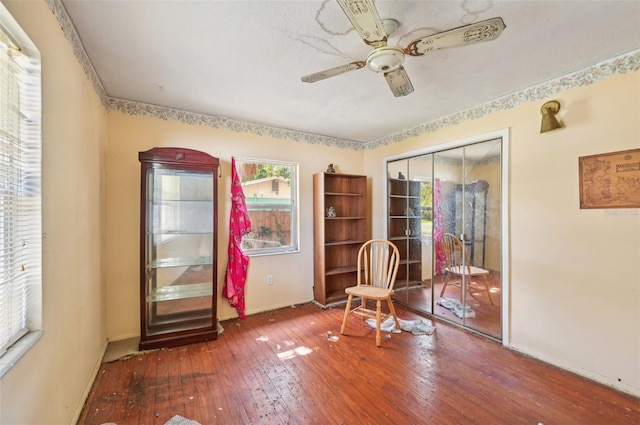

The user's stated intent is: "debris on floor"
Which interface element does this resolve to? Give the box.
[365,317,436,336]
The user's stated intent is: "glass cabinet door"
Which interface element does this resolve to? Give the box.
[139,147,219,350]
[145,168,214,335]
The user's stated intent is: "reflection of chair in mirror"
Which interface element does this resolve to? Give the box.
[340,239,400,347]
[439,233,493,305]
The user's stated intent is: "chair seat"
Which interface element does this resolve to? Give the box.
[345,285,392,300]
[445,265,489,276]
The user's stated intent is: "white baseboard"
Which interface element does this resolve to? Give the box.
[218,297,315,321]
[70,338,109,425]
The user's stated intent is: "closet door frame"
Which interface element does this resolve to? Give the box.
[382,128,510,345]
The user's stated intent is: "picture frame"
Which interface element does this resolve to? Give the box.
[578,148,640,209]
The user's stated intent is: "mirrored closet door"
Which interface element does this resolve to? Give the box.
[387,156,434,315]
[387,138,502,340]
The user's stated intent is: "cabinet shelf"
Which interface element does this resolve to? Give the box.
[147,230,213,236]
[147,282,213,302]
[147,256,213,269]
[325,192,363,197]
[325,239,366,246]
[388,236,421,241]
[325,290,349,305]
[150,199,213,203]
[325,265,361,276]
[399,259,421,266]
[314,172,368,306]
[389,195,419,199]
[389,215,421,219]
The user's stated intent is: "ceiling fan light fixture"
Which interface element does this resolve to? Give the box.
[381,19,400,37]
[366,47,405,73]
[301,0,506,98]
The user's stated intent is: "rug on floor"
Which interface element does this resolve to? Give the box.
[437,297,475,318]
[365,316,435,335]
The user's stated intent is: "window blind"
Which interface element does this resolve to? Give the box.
[0,25,41,357]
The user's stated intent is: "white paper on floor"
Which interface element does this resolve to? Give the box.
[437,297,476,319]
[365,317,435,336]
[164,415,201,425]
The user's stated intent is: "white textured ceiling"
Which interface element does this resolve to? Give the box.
[60,0,640,144]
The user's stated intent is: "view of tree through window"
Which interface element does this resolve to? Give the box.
[234,159,298,255]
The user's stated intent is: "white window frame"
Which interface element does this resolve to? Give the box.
[234,157,299,256]
[0,4,43,378]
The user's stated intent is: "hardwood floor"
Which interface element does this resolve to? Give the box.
[78,303,639,425]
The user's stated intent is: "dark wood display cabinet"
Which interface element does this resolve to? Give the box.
[313,172,369,306]
[138,147,219,350]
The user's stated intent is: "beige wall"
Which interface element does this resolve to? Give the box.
[363,72,640,395]
[0,1,108,424]
[104,112,364,338]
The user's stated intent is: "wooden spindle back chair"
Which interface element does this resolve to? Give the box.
[340,239,400,346]
[439,233,493,305]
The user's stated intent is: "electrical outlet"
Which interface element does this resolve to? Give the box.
[267,274,273,285]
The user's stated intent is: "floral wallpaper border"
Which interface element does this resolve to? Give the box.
[47,0,639,152]
[106,98,362,151]
[364,50,640,150]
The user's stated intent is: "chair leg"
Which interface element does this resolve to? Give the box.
[440,272,450,297]
[340,295,353,334]
[386,297,400,331]
[375,300,382,347]
[482,275,494,305]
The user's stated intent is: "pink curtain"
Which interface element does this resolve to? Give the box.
[433,178,445,275]
[223,158,252,318]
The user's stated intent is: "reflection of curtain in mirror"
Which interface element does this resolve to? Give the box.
[433,178,445,274]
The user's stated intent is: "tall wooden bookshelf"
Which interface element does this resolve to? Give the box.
[387,178,422,287]
[313,173,368,306]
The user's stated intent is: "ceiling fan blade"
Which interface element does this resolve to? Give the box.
[384,66,414,97]
[301,61,366,83]
[404,17,506,56]
[336,0,387,48]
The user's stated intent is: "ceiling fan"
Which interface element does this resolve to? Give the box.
[301,0,506,97]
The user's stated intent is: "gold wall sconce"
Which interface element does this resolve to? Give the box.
[540,100,562,133]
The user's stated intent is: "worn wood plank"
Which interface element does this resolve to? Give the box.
[94,352,136,424]
[121,356,146,424]
[188,340,226,424]
[222,318,285,425]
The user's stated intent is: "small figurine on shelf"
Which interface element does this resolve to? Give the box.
[326,164,336,173]
[398,171,405,179]
[326,206,336,217]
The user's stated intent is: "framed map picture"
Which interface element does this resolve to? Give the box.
[579,148,640,209]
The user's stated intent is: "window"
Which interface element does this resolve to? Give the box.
[0,6,42,364]
[234,158,298,255]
